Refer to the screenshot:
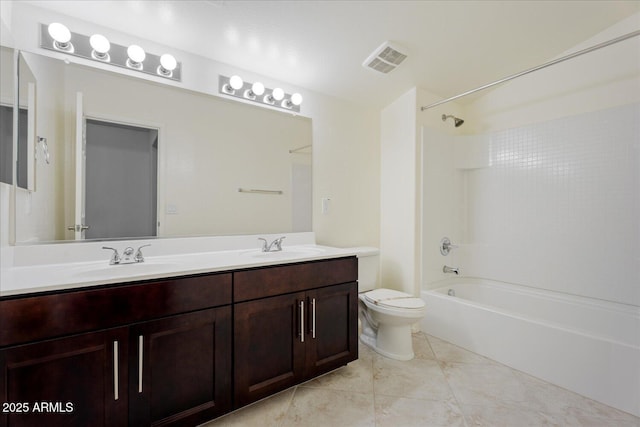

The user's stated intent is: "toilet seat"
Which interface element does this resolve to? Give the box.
[363,288,425,310]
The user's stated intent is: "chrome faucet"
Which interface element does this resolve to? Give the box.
[102,246,121,265]
[258,236,286,252]
[443,265,459,275]
[135,244,151,263]
[103,244,151,265]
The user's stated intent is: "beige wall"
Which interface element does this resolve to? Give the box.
[379,88,417,295]
[311,93,380,247]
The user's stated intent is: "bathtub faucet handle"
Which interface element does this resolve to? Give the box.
[440,237,458,256]
[443,265,459,275]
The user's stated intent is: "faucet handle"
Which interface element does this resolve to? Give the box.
[272,236,286,251]
[440,237,459,256]
[135,244,151,263]
[102,246,121,265]
[258,238,268,252]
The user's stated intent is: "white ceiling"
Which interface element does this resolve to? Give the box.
[23,0,640,108]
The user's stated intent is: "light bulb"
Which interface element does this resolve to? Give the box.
[272,88,285,101]
[251,82,265,96]
[290,93,303,106]
[48,23,71,44]
[229,75,244,90]
[160,54,177,71]
[89,34,110,60]
[90,34,110,54]
[127,45,146,63]
[48,23,72,51]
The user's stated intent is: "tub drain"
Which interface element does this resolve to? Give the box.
[447,289,456,297]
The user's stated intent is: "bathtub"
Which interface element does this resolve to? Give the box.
[420,278,640,417]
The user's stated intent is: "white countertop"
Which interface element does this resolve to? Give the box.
[1,237,359,297]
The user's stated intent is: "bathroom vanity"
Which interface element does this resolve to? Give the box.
[0,242,358,427]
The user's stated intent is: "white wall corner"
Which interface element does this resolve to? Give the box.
[380,87,417,295]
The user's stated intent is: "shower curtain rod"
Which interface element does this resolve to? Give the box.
[420,30,640,111]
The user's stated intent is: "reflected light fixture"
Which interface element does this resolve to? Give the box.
[271,88,285,102]
[222,75,244,94]
[158,53,177,77]
[218,75,302,113]
[89,34,110,61]
[284,93,303,108]
[39,23,182,81]
[48,23,73,52]
[244,81,265,100]
[127,44,146,70]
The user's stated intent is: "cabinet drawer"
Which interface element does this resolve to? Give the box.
[234,257,357,302]
[0,273,232,347]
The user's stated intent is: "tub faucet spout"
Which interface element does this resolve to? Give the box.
[443,265,459,275]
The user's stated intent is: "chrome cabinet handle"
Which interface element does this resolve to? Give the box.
[138,335,144,393]
[299,301,305,343]
[113,341,119,401]
[311,298,316,339]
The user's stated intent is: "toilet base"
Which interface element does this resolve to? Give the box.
[359,323,415,361]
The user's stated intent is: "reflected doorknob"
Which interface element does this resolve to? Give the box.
[67,224,90,231]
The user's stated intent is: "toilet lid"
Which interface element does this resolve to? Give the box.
[364,289,425,309]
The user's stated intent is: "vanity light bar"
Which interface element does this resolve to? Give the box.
[218,75,302,113]
[39,23,181,82]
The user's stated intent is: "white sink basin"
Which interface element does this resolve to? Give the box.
[71,260,181,279]
[240,246,326,259]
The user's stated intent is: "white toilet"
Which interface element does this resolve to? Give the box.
[353,247,426,360]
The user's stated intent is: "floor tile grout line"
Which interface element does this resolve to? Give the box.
[279,385,298,427]
[424,333,472,427]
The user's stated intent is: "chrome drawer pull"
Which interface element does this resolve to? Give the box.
[138,335,144,393]
[311,298,316,339]
[300,301,305,343]
[113,341,119,401]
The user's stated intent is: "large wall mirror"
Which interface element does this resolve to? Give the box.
[13,51,312,244]
[1,47,36,191]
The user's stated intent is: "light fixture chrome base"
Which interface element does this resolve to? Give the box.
[39,23,181,82]
[218,75,301,113]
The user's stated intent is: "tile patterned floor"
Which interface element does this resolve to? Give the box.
[201,333,640,427]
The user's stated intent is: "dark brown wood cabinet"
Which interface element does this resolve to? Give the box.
[304,282,358,378]
[128,307,232,427]
[0,327,129,427]
[0,256,358,426]
[233,258,358,407]
[0,273,232,427]
[234,292,307,406]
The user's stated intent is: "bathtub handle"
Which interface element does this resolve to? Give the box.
[440,237,458,256]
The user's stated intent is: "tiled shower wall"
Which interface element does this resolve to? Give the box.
[462,102,639,306]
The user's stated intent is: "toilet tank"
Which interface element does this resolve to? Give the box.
[348,247,380,292]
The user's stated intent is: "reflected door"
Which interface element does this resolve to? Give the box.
[84,119,158,240]
[72,93,159,240]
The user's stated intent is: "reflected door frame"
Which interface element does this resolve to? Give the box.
[72,91,165,240]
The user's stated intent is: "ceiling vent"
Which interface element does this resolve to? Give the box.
[362,41,408,74]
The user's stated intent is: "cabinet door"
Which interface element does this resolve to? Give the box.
[234,292,306,407]
[305,282,358,377]
[0,327,128,427]
[128,307,232,427]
